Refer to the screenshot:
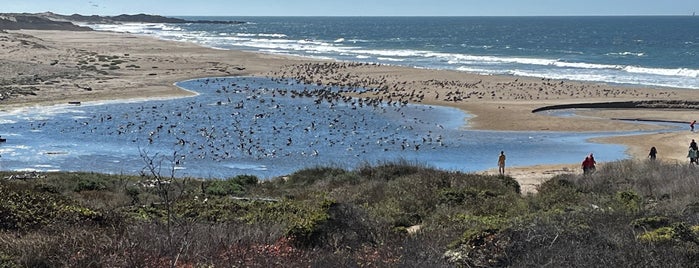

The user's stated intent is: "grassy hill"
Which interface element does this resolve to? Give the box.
[0,160,697,267]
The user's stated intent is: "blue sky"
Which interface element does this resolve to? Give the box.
[3,0,698,16]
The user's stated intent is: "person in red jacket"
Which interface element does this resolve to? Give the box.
[582,154,596,175]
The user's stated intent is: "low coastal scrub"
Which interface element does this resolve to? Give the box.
[0,159,698,267]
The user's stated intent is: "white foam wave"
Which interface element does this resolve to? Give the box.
[447,53,699,80]
[34,164,56,168]
[235,33,287,38]
[508,69,699,89]
[376,57,405,62]
[82,22,699,89]
[607,51,645,57]
[624,66,699,78]
[83,22,181,34]
[455,67,498,75]
[553,61,620,70]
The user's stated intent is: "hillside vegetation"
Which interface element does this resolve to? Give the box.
[0,160,697,267]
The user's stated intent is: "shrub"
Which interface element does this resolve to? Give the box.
[126,186,140,205]
[498,175,521,194]
[204,179,245,196]
[244,194,336,247]
[75,177,107,192]
[532,177,580,210]
[287,166,346,186]
[638,226,676,243]
[231,174,258,186]
[614,190,642,212]
[0,185,102,231]
[357,161,423,181]
[632,216,671,229]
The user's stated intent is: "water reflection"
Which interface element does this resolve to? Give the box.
[0,77,664,179]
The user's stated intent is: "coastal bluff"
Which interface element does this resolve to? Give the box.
[0,12,244,31]
[0,13,91,31]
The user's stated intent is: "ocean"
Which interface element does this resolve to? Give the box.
[86,16,699,89]
[0,17,692,178]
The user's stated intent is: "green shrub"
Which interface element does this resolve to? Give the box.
[632,216,671,229]
[126,186,140,205]
[357,161,423,181]
[637,222,696,244]
[533,177,580,210]
[0,185,102,231]
[498,175,521,194]
[244,194,336,247]
[614,190,642,212]
[33,183,59,194]
[231,174,258,186]
[638,226,676,243]
[204,180,243,196]
[75,177,107,192]
[438,189,467,205]
[174,197,246,222]
[0,253,17,268]
[287,167,346,186]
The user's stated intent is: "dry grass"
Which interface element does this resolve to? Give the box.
[0,160,697,267]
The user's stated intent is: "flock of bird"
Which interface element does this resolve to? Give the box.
[16,76,459,170]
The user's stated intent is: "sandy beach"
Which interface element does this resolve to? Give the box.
[2,29,698,193]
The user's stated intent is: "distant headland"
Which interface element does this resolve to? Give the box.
[0,12,245,31]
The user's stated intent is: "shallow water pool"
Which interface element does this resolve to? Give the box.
[0,77,674,179]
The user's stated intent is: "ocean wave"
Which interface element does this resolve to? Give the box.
[83,22,182,34]
[553,61,621,70]
[81,22,699,89]
[624,66,699,78]
[376,57,405,62]
[507,69,699,89]
[235,33,287,38]
[606,51,646,57]
[455,67,498,75]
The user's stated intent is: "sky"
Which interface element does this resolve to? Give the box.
[3,0,698,17]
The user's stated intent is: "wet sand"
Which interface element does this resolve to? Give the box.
[2,29,698,193]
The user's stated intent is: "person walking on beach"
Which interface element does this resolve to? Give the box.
[498,151,506,175]
[689,146,699,165]
[648,146,657,160]
[691,139,698,151]
[691,120,696,132]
